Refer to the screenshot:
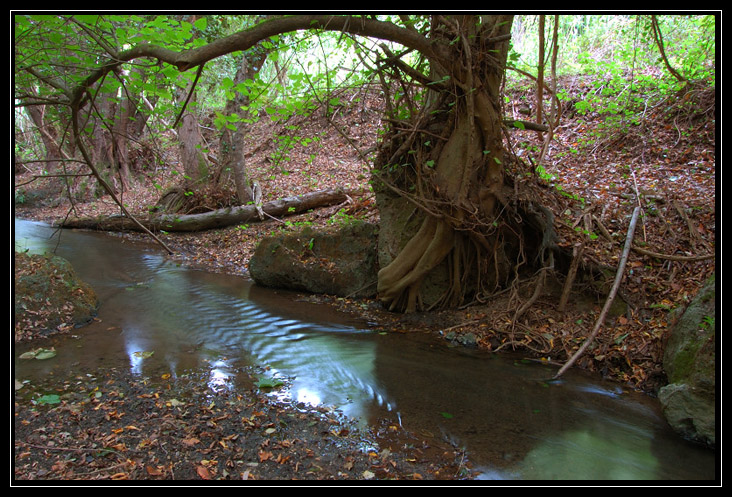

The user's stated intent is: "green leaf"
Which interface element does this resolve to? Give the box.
[34,348,57,360]
[74,14,99,25]
[37,394,61,405]
[255,377,284,389]
[440,412,454,419]
[19,348,56,360]
[193,17,207,31]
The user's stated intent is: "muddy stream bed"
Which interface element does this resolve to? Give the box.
[14,219,716,480]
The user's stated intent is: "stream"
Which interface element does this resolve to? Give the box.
[14,218,716,481]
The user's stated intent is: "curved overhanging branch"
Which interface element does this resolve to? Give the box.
[65,15,444,109]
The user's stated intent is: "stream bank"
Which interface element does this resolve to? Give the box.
[13,219,717,481]
[13,222,466,482]
[15,362,465,481]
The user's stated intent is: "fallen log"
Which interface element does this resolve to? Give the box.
[57,188,354,233]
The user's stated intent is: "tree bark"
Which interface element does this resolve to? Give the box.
[25,101,62,173]
[375,15,518,312]
[177,90,210,185]
[112,92,132,191]
[58,188,353,232]
[218,48,270,203]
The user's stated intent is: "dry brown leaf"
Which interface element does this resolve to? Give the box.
[182,437,200,446]
[196,465,211,480]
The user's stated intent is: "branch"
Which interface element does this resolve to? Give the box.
[171,63,206,129]
[503,119,548,132]
[58,188,355,232]
[554,207,641,379]
[631,245,714,262]
[67,15,439,108]
[650,15,687,84]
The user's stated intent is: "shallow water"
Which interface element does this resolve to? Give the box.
[13,219,716,481]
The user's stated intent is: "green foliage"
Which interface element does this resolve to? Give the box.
[327,208,361,227]
[35,394,61,406]
[254,376,284,389]
[19,347,57,360]
[268,127,319,170]
[509,15,714,81]
[14,188,27,205]
[700,315,715,330]
[507,14,715,150]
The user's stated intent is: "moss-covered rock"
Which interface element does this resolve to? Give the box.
[658,274,715,448]
[249,221,379,298]
[14,251,98,342]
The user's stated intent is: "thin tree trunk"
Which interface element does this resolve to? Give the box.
[25,101,62,173]
[113,94,132,191]
[218,47,270,204]
[536,15,545,131]
[177,92,210,185]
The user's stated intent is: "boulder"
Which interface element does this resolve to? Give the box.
[249,221,378,298]
[658,274,716,448]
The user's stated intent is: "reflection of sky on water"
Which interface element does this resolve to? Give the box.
[294,386,322,406]
[122,327,154,375]
[108,256,391,423]
[207,361,234,392]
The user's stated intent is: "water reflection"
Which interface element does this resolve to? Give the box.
[13,219,716,480]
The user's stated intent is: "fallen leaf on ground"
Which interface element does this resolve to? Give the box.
[196,465,211,480]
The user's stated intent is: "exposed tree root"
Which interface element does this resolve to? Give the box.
[377,216,454,312]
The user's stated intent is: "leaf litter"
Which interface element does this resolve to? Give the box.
[14,366,466,481]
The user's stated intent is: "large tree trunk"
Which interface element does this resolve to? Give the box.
[376,15,540,313]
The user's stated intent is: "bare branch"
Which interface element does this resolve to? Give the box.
[554,207,641,379]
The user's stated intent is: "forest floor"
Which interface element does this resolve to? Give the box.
[14,75,716,482]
